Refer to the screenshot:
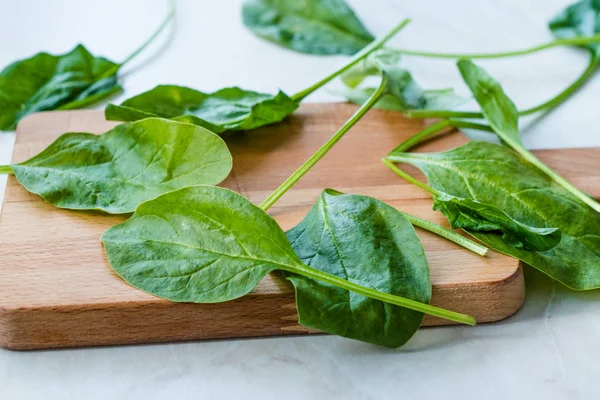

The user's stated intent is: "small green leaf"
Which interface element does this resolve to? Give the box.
[285,189,431,348]
[105,85,298,133]
[549,0,600,54]
[242,0,374,56]
[8,118,232,213]
[0,45,121,130]
[457,59,521,144]
[334,50,465,111]
[394,141,600,290]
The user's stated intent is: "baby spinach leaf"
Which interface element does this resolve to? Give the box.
[285,189,431,348]
[549,0,600,54]
[433,193,561,251]
[242,0,374,55]
[391,141,600,290]
[0,45,121,130]
[105,85,298,133]
[457,59,600,212]
[334,50,465,111]
[456,59,521,144]
[102,185,475,338]
[2,118,232,214]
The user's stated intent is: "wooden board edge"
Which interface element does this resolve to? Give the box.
[0,266,525,351]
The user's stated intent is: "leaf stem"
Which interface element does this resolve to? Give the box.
[400,212,488,256]
[393,35,600,59]
[389,120,451,153]
[57,85,123,111]
[381,158,439,195]
[99,0,176,79]
[287,263,476,325]
[519,52,600,115]
[503,137,600,213]
[291,19,411,102]
[389,119,494,154]
[0,165,13,174]
[260,75,388,211]
[404,52,599,120]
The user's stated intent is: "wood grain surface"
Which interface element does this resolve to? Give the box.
[3,104,595,350]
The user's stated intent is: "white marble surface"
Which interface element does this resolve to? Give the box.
[1,0,599,399]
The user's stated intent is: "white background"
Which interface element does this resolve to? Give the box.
[1,0,599,399]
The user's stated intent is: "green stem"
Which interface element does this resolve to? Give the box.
[260,75,388,211]
[381,158,438,195]
[389,119,494,155]
[405,52,599,120]
[99,0,176,79]
[393,35,600,59]
[389,120,451,153]
[503,137,600,213]
[519,52,600,115]
[0,165,13,174]
[291,19,411,102]
[400,212,488,256]
[288,263,476,325]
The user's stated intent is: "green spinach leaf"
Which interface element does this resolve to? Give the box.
[0,45,121,130]
[457,59,600,212]
[242,0,374,55]
[549,0,600,54]
[390,141,600,290]
[2,118,232,213]
[105,85,298,133]
[285,189,431,348]
[333,50,464,111]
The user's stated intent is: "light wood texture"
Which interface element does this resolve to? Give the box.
[5,104,596,350]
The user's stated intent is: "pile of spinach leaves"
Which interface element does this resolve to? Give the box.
[1,0,599,349]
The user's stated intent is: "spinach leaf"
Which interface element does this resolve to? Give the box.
[456,59,521,144]
[333,50,464,111]
[242,0,374,55]
[1,118,232,214]
[102,185,475,336]
[105,85,298,133]
[457,59,600,212]
[389,141,600,290]
[549,0,600,54]
[0,45,121,130]
[285,189,431,348]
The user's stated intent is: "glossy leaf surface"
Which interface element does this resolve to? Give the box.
[105,85,298,133]
[242,0,374,55]
[0,45,121,130]
[102,186,301,302]
[285,189,431,348]
[9,118,232,213]
[395,141,600,290]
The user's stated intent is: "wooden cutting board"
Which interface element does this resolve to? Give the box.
[1,104,598,350]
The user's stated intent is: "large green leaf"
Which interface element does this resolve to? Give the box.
[6,118,232,213]
[105,85,298,133]
[102,186,300,302]
[285,189,431,348]
[0,45,121,130]
[393,141,600,290]
[242,0,374,55]
[549,0,600,54]
[457,59,521,144]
